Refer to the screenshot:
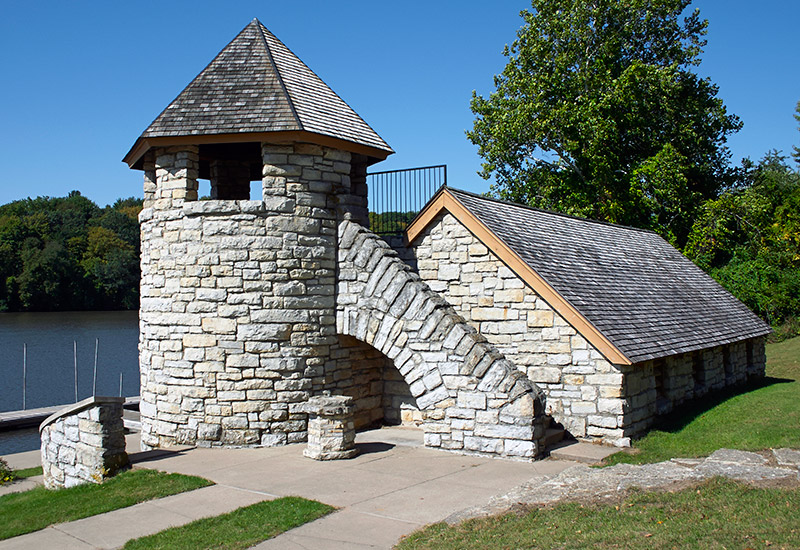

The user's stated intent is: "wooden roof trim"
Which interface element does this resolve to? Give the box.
[406,188,632,366]
[123,131,393,168]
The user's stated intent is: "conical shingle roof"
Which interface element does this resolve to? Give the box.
[124,19,392,166]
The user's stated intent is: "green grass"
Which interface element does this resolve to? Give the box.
[397,478,800,549]
[602,336,800,466]
[122,496,334,550]
[13,466,43,479]
[0,469,212,540]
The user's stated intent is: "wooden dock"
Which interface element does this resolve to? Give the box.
[0,397,140,430]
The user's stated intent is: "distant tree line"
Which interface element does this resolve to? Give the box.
[368,211,418,235]
[0,192,142,311]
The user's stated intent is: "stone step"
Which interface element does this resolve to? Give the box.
[548,440,619,464]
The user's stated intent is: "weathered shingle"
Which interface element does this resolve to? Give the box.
[447,188,771,364]
[138,19,392,154]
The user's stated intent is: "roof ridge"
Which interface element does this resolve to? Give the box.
[257,23,392,154]
[256,21,303,131]
[447,187,659,236]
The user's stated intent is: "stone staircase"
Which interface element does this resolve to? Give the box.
[541,416,619,464]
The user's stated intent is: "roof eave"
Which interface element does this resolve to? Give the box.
[406,187,633,366]
[123,130,394,169]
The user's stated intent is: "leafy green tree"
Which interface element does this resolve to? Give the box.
[81,226,139,308]
[17,240,74,310]
[468,0,741,246]
[0,193,143,312]
[686,152,800,328]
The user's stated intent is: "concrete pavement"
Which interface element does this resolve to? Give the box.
[1,427,578,549]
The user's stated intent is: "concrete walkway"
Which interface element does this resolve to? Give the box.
[0,428,578,549]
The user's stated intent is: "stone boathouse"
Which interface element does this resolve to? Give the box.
[124,19,770,459]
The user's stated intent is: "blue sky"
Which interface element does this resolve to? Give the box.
[0,1,797,207]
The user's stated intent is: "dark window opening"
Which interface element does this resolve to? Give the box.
[692,352,705,390]
[722,347,733,383]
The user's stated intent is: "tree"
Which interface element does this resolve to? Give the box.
[468,0,741,246]
[685,151,800,327]
[0,193,143,312]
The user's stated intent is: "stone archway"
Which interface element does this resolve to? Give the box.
[336,220,548,459]
[324,334,421,430]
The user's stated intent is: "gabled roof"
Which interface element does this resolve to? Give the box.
[407,187,771,365]
[124,19,393,167]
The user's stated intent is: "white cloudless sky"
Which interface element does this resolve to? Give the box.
[0,0,797,207]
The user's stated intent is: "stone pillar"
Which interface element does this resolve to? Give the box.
[153,145,199,209]
[210,160,250,200]
[142,150,157,209]
[298,393,358,460]
[40,397,128,489]
[254,142,346,446]
[341,155,369,227]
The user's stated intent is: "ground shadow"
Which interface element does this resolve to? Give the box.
[354,442,395,456]
[129,447,191,465]
[653,376,794,434]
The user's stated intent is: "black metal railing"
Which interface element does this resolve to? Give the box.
[367,165,446,235]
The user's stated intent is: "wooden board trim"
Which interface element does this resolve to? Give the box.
[406,188,632,366]
[123,131,393,168]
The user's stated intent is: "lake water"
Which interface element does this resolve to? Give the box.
[0,311,139,456]
[0,311,140,412]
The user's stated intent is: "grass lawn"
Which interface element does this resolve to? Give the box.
[122,496,334,550]
[397,477,800,549]
[0,469,211,540]
[602,336,800,466]
[13,466,43,479]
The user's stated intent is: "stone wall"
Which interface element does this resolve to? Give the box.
[337,220,548,459]
[406,211,767,446]
[40,397,128,489]
[139,142,350,449]
[623,338,766,436]
[325,335,421,430]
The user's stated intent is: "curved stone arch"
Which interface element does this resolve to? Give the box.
[337,220,548,459]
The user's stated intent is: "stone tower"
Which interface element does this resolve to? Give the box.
[126,19,547,459]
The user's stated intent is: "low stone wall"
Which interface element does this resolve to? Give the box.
[40,396,128,489]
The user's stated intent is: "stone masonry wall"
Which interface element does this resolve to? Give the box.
[138,143,349,449]
[410,212,624,443]
[40,397,128,489]
[139,142,550,460]
[623,337,766,436]
[406,212,767,446]
[337,220,548,459]
[326,335,421,430]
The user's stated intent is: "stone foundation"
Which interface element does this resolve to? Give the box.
[40,397,128,489]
